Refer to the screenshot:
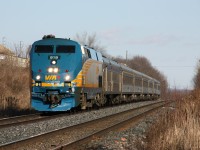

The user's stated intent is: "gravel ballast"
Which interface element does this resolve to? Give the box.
[85,106,174,150]
[0,100,162,146]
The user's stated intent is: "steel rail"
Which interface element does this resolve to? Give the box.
[0,100,172,150]
[0,113,42,127]
[56,101,172,150]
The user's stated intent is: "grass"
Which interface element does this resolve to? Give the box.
[145,90,200,150]
[0,58,31,116]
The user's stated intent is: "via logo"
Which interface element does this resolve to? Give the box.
[45,75,57,80]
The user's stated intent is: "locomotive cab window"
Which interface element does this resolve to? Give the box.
[87,49,91,58]
[56,45,75,53]
[35,45,54,53]
[83,48,89,56]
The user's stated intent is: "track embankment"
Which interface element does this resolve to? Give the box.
[0,100,172,150]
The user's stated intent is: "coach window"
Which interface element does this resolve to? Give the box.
[90,49,98,60]
[135,77,142,86]
[87,49,91,58]
[96,53,99,61]
[97,52,103,62]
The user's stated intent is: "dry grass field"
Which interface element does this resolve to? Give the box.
[0,58,30,115]
[146,90,200,149]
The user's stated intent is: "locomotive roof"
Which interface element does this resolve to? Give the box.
[33,37,79,46]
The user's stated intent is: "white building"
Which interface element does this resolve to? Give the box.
[0,45,29,67]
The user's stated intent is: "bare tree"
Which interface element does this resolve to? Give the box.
[14,43,25,58]
[25,45,32,59]
[74,32,107,56]
[193,61,200,89]
[12,43,32,59]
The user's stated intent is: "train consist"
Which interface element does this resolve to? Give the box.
[30,35,160,111]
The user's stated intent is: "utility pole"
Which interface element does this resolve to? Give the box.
[19,41,23,57]
[20,41,23,51]
[126,50,128,64]
[2,37,6,46]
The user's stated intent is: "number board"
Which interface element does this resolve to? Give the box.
[48,55,60,60]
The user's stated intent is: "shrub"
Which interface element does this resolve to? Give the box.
[146,90,200,150]
[0,57,30,110]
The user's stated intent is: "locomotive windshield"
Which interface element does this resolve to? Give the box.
[35,45,53,53]
[56,45,75,53]
[34,45,75,53]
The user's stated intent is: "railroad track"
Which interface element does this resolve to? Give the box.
[0,100,172,150]
[0,113,46,128]
[0,111,77,129]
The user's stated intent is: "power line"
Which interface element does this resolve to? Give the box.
[154,66,195,68]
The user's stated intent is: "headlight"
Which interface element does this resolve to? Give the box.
[65,75,70,81]
[53,68,58,73]
[48,68,53,73]
[36,75,41,80]
[51,60,57,65]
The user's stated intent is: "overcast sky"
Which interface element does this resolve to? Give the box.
[0,0,200,89]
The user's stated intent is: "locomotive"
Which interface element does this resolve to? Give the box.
[30,35,160,111]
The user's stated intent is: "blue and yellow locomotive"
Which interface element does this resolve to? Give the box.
[31,35,103,111]
[31,35,160,112]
